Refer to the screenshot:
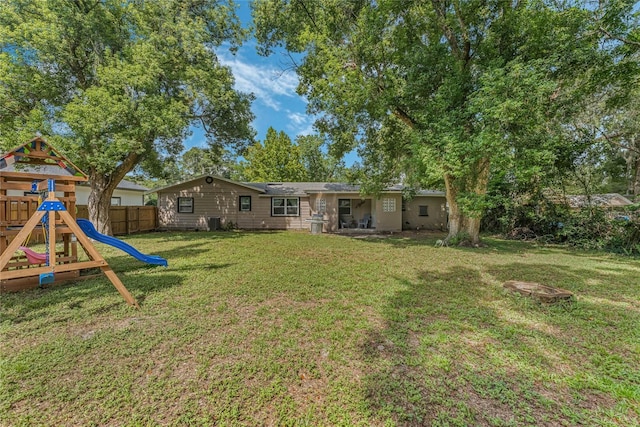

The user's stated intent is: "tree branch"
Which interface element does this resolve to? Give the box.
[452,0,471,63]
[599,26,640,48]
[295,0,318,32]
[600,130,640,154]
[393,106,418,129]
[431,0,462,60]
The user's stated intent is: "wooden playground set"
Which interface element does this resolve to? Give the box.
[0,137,166,308]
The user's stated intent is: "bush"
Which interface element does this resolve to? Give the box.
[485,200,640,255]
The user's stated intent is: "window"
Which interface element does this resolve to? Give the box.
[338,199,351,215]
[383,198,396,213]
[419,205,429,216]
[111,197,121,206]
[272,197,299,216]
[177,197,194,213]
[239,196,251,212]
[315,198,326,214]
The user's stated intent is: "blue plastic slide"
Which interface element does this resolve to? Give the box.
[77,218,168,267]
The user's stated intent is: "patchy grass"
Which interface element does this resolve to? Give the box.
[1,231,639,426]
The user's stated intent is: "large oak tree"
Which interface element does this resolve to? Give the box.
[0,0,254,234]
[253,0,610,244]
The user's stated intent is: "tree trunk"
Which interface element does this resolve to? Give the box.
[87,152,141,235]
[87,175,119,235]
[633,155,640,200]
[444,173,463,243]
[462,158,490,245]
[464,216,482,245]
[443,158,490,246]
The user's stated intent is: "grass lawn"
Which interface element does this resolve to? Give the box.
[1,231,639,426]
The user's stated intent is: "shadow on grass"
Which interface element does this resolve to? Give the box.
[106,253,235,274]
[351,233,541,252]
[122,230,252,240]
[82,238,230,274]
[0,271,186,325]
[361,263,640,426]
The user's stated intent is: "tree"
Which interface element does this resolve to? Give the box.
[296,134,345,181]
[0,0,254,234]
[242,127,306,181]
[180,146,237,178]
[253,0,609,244]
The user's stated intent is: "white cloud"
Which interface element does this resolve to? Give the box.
[219,53,300,112]
[286,111,316,137]
[287,112,308,125]
[296,122,316,136]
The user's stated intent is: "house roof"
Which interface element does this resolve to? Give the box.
[148,174,267,195]
[562,193,633,208]
[0,137,88,181]
[249,182,373,196]
[150,175,445,197]
[414,189,447,197]
[78,179,149,192]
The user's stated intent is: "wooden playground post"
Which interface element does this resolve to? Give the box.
[0,137,141,307]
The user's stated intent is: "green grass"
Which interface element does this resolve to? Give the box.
[1,231,639,426]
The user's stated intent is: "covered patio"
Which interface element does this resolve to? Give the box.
[338,197,374,230]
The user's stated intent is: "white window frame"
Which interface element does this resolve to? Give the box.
[111,196,122,206]
[177,197,194,213]
[272,197,299,216]
[383,198,396,213]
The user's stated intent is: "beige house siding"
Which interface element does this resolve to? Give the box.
[308,193,368,232]
[403,196,447,230]
[155,176,446,233]
[308,193,397,231]
[158,177,310,230]
[374,194,403,232]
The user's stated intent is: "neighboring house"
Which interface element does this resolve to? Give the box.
[75,180,148,206]
[3,164,148,206]
[152,175,447,232]
[561,193,633,210]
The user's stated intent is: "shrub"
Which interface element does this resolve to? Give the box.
[485,200,640,255]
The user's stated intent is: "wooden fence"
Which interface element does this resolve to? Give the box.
[77,206,158,235]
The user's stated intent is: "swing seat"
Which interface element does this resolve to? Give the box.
[19,246,48,264]
[39,272,55,285]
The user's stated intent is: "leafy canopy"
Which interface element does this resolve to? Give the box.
[0,0,255,232]
[253,0,609,242]
[242,127,306,181]
[0,0,254,176]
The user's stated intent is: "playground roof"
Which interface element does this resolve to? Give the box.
[0,137,88,182]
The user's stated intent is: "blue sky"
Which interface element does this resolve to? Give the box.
[184,1,317,154]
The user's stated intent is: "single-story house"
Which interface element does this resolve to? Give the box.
[151,175,447,232]
[76,180,148,206]
[2,164,148,206]
[562,193,633,209]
